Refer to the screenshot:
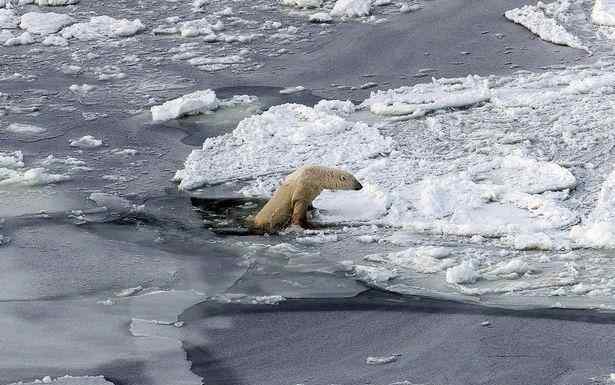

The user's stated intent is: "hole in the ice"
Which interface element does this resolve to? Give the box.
[190,196,267,233]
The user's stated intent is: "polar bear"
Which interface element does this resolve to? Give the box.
[248,165,363,234]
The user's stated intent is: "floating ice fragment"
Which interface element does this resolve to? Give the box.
[366,354,401,365]
[69,83,95,95]
[20,11,74,34]
[42,34,68,46]
[4,31,34,46]
[151,89,218,122]
[0,167,71,186]
[177,17,224,37]
[309,12,332,23]
[61,15,145,40]
[507,232,553,250]
[504,4,588,52]
[282,0,322,9]
[331,0,372,17]
[60,63,82,74]
[89,192,134,212]
[69,135,102,148]
[279,85,305,94]
[5,123,46,134]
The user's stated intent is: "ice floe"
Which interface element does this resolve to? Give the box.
[505,2,588,52]
[4,31,33,46]
[331,0,373,17]
[69,135,103,148]
[20,11,74,34]
[151,89,219,121]
[5,122,46,134]
[282,0,322,9]
[363,75,491,118]
[61,15,145,40]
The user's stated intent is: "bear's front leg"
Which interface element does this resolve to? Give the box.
[291,200,314,229]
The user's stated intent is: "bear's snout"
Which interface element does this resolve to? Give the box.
[354,182,363,190]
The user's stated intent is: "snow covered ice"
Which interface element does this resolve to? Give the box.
[61,15,145,40]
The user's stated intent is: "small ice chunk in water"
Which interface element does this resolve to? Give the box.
[282,0,322,9]
[309,12,332,23]
[60,64,82,74]
[61,15,145,40]
[151,89,219,121]
[279,85,305,94]
[115,285,143,297]
[366,354,401,365]
[4,31,34,46]
[331,0,372,17]
[89,192,134,212]
[5,123,47,134]
[20,12,75,34]
[42,34,68,46]
[69,135,102,148]
[69,83,95,94]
